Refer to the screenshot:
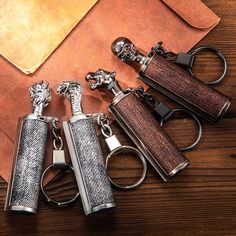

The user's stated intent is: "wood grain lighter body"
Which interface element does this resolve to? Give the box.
[109,91,189,181]
[139,54,231,123]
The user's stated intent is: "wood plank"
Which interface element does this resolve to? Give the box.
[0,0,236,235]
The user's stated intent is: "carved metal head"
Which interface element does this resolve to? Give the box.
[86,69,117,90]
[111,37,139,62]
[57,81,82,99]
[29,81,51,115]
[57,81,83,116]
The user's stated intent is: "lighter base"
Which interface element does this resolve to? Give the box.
[169,160,189,178]
[8,205,36,215]
[86,202,116,215]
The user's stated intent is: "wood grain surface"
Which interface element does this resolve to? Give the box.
[111,91,188,177]
[143,52,230,122]
[0,0,236,235]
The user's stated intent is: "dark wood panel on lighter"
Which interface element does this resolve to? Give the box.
[111,91,188,178]
[0,0,236,235]
[142,53,230,123]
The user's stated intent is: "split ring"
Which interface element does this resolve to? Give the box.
[40,163,80,206]
[160,108,203,151]
[188,46,227,85]
[105,146,147,190]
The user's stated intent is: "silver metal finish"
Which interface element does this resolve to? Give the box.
[57,81,115,215]
[168,160,189,177]
[217,99,231,121]
[111,37,151,75]
[57,81,83,116]
[97,114,147,190]
[29,81,51,116]
[105,135,122,152]
[86,69,123,97]
[53,150,66,165]
[5,81,51,214]
[10,206,36,214]
[86,69,126,106]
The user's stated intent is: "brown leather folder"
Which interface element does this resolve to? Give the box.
[0,0,220,182]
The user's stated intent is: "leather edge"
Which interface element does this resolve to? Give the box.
[161,0,220,29]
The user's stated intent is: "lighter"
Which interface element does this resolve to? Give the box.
[5,81,52,214]
[111,37,231,123]
[86,69,189,181]
[57,81,115,215]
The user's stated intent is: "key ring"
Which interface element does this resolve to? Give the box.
[41,164,79,206]
[151,42,227,86]
[97,113,147,190]
[135,87,203,151]
[160,108,203,151]
[188,46,227,86]
[105,146,147,190]
[40,120,80,206]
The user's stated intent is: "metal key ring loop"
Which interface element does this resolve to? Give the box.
[105,146,147,190]
[40,164,80,206]
[160,109,203,151]
[188,46,227,85]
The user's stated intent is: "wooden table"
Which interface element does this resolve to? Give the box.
[0,0,236,235]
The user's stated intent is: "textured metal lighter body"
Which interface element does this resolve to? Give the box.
[58,81,115,215]
[86,70,189,181]
[111,38,231,123]
[5,81,51,214]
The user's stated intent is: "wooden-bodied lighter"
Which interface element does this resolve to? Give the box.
[111,37,231,123]
[86,69,189,181]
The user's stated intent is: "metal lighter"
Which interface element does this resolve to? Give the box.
[5,81,52,214]
[57,81,115,215]
[86,69,189,181]
[111,37,231,123]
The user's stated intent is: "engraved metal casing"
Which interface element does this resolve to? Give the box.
[57,81,115,215]
[5,81,51,214]
[86,70,189,182]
